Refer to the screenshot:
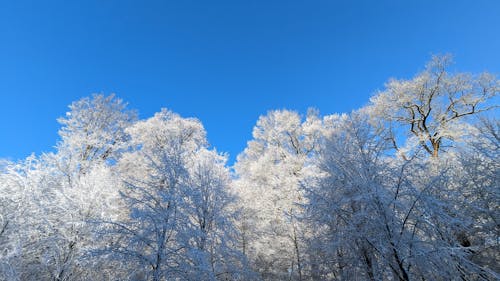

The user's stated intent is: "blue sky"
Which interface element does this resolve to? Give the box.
[1,1,499,163]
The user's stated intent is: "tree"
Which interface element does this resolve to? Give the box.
[0,159,26,281]
[234,109,323,280]
[0,94,135,281]
[452,118,500,275]
[57,93,136,174]
[367,55,499,158]
[102,109,205,280]
[303,113,398,280]
[185,149,256,280]
[39,94,135,280]
[101,109,254,280]
[303,112,500,280]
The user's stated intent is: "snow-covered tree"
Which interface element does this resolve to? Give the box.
[0,159,26,281]
[185,148,256,280]
[56,93,136,175]
[100,109,205,280]
[303,111,499,280]
[302,113,394,280]
[366,55,499,158]
[234,109,323,280]
[0,94,134,280]
[452,117,500,275]
[101,109,254,280]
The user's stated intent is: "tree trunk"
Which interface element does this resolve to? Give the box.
[292,224,303,281]
[431,139,440,158]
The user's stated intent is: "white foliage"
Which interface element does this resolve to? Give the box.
[0,58,498,281]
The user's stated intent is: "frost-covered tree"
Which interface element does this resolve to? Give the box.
[101,109,254,280]
[101,109,206,280]
[0,94,134,280]
[0,159,26,281]
[185,149,256,280]
[303,113,396,280]
[0,148,124,281]
[451,118,500,275]
[57,93,136,175]
[0,155,78,281]
[35,94,135,280]
[303,112,499,280]
[367,55,499,158]
[234,109,323,280]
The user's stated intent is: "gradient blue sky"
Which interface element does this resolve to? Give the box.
[1,1,499,163]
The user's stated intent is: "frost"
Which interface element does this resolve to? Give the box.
[1,58,499,280]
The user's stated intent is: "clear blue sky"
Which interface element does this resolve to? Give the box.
[1,1,499,163]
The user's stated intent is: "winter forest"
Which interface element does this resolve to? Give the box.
[0,56,499,281]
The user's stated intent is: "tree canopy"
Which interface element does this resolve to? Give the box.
[1,56,498,281]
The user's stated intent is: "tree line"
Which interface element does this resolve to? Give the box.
[1,55,498,280]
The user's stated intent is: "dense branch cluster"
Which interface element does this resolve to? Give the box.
[0,56,498,280]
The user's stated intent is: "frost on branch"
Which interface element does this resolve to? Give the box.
[0,56,498,280]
